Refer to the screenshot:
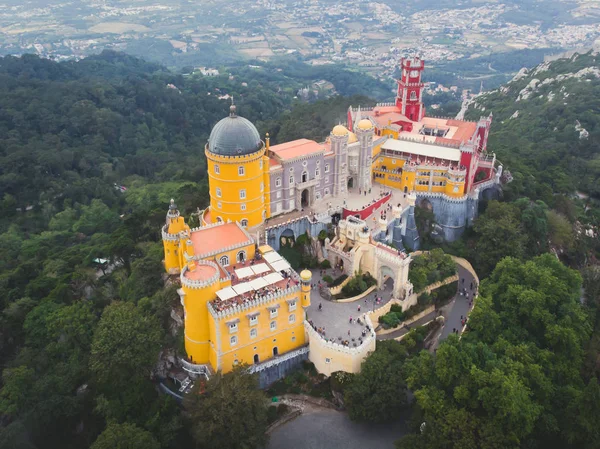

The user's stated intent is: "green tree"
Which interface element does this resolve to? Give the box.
[90,301,162,389]
[90,422,160,449]
[471,201,527,277]
[184,367,268,449]
[345,340,408,422]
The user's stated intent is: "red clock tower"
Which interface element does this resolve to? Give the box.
[396,57,425,122]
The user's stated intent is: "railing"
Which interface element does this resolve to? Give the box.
[180,358,211,379]
[248,346,309,373]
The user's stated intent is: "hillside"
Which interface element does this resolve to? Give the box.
[465,51,600,201]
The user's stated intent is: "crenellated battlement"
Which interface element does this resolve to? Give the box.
[180,260,220,289]
[207,285,300,319]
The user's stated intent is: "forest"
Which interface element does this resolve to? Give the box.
[0,50,599,449]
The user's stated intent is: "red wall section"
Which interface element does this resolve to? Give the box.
[342,193,392,220]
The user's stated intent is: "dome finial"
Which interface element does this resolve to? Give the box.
[229,95,236,117]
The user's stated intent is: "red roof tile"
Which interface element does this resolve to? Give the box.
[190,222,252,257]
[270,139,325,161]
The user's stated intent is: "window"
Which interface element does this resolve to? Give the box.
[289,301,297,312]
[325,176,329,183]
[325,164,330,173]
[392,159,396,164]
[301,171,308,183]
[292,336,296,342]
[230,335,238,346]
[229,322,238,333]
[238,166,245,176]
[277,191,281,199]
[315,191,321,200]
[250,328,258,339]
[216,216,223,223]
[220,255,229,267]
[214,164,220,174]
[275,177,282,187]
[216,187,222,198]
[241,219,248,227]
[249,316,258,326]
[289,175,294,184]
[270,308,278,318]
[289,167,294,173]
[260,182,264,192]
[217,202,222,209]
[237,250,246,263]
[239,189,246,199]
[324,188,330,195]
[325,357,331,364]
[288,314,296,323]
[259,160,263,169]
[316,160,320,166]
[302,160,307,167]
[315,168,320,177]
[270,321,277,331]
[241,203,246,211]
[410,91,417,100]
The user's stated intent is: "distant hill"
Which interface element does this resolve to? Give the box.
[465,51,600,201]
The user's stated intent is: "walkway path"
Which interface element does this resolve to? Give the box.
[437,264,476,342]
[376,263,477,346]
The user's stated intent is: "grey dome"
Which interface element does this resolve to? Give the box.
[208,108,262,156]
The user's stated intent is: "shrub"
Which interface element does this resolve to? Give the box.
[267,406,278,424]
[322,275,334,284]
[339,272,377,298]
[329,274,348,287]
[320,259,331,269]
[330,371,354,392]
[390,303,403,314]
[378,310,405,329]
[318,230,328,241]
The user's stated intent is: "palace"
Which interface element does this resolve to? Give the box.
[163,56,499,383]
[201,56,500,242]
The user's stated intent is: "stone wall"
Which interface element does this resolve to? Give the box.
[305,316,376,377]
[250,346,310,389]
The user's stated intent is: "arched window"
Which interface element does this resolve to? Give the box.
[220,255,229,266]
[276,177,282,187]
[239,189,246,199]
[410,91,417,100]
[289,175,294,184]
[241,203,246,211]
[301,171,308,183]
[241,219,248,227]
[325,164,330,173]
[214,164,220,174]
[315,168,320,177]
[237,250,246,263]
[238,166,245,176]
[216,187,222,198]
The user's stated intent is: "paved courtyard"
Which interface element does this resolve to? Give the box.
[305,268,395,344]
[311,184,410,223]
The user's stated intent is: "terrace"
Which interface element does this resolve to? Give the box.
[210,251,299,312]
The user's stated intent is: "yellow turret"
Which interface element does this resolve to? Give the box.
[300,270,312,308]
[162,199,186,274]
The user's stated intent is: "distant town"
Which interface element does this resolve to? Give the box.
[1,0,599,80]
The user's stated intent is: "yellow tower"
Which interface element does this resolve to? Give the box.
[205,105,267,228]
[162,199,187,274]
[445,166,467,197]
[180,259,221,364]
[300,270,312,308]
